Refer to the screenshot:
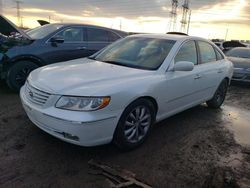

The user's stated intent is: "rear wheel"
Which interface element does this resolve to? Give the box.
[6,61,38,92]
[113,99,156,150]
[206,79,228,109]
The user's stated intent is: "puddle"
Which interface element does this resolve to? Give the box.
[222,105,250,147]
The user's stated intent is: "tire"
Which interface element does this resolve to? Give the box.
[206,79,228,109]
[6,61,38,92]
[113,98,156,150]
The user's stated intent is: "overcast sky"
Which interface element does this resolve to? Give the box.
[2,0,250,40]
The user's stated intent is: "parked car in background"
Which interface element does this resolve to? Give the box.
[222,41,247,53]
[20,34,233,150]
[226,47,250,82]
[214,42,224,51]
[0,15,127,91]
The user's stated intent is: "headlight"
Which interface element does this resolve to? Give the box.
[55,96,110,111]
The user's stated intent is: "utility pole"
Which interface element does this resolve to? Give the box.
[0,0,3,15]
[119,19,122,30]
[168,0,178,32]
[14,0,23,27]
[187,10,191,34]
[225,29,229,41]
[180,0,189,33]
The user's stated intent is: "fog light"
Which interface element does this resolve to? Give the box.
[63,132,79,141]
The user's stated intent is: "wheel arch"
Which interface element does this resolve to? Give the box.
[125,96,159,117]
[8,55,45,69]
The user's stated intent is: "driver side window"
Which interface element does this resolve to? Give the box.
[175,41,198,65]
[55,27,83,42]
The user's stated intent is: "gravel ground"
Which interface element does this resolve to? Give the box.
[0,81,250,188]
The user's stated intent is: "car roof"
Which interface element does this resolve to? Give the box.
[229,47,250,52]
[126,33,206,42]
[48,23,128,35]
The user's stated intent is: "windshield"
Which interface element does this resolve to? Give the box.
[26,24,63,40]
[92,37,176,70]
[226,48,250,59]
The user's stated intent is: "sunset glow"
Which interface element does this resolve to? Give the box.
[2,0,250,40]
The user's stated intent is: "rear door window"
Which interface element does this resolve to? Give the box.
[87,28,109,42]
[198,41,217,63]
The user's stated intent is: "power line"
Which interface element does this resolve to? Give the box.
[169,0,178,32]
[180,0,190,33]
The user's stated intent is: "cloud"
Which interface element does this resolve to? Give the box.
[22,8,55,13]
[2,0,250,39]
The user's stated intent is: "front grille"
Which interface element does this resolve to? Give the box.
[25,82,51,106]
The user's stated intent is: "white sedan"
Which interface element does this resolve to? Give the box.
[20,34,233,150]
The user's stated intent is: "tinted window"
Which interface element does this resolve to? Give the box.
[87,28,109,42]
[198,41,217,63]
[93,37,176,70]
[26,24,63,39]
[55,27,83,42]
[226,48,250,59]
[108,31,120,42]
[175,41,197,65]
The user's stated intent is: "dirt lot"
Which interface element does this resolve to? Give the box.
[0,81,250,188]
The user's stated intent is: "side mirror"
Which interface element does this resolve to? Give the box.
[174,61,194,72]
[50,37,64,44]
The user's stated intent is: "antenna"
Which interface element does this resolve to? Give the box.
[180,0,190,33]
[14,0,23,27]
[168,0,178,32]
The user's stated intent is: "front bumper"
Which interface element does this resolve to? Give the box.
[20,86,122,147]
[232,68,250,83]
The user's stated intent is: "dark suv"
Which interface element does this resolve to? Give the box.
[0,16,127,91]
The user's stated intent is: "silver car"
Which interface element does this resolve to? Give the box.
[226,47,250,82]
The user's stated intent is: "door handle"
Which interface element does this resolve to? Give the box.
[194,74,202,80]
[217,69,223,73]
[76,46,87,50]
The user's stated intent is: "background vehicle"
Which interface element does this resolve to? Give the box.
[20,34,233,150]
[226,47,250,82]
[222,41,247,53]
[0,15,128,91]
[214,42,224,51]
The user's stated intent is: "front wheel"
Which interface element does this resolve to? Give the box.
[113,99,156,150]
[6,61,38,92]
[206,79,228,109]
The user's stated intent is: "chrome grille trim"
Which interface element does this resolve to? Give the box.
[25,82,51,106]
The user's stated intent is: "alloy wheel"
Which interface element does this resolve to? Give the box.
[124,106,152,143]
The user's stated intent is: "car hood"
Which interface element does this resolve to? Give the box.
[29,58,155,95]
[0,15,31,40]
[228,57,250,69]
